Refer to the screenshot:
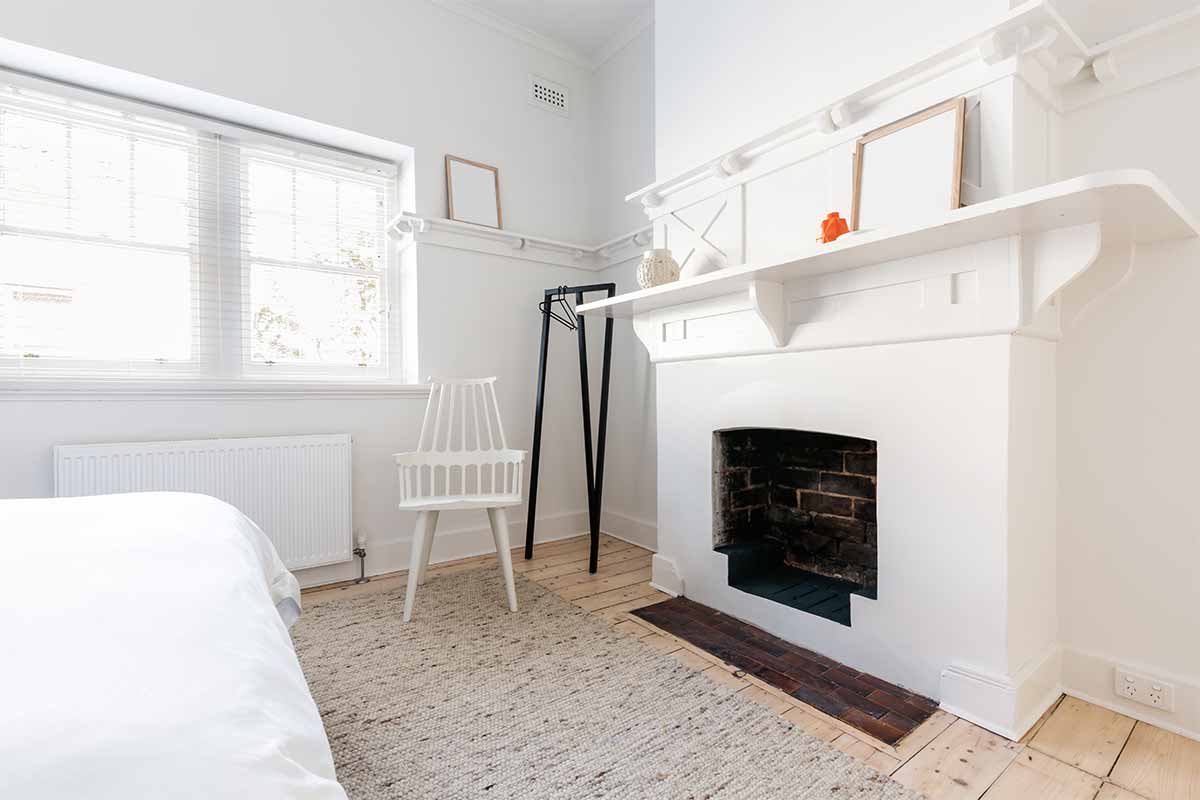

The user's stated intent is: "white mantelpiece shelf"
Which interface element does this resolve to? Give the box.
[577,171,1197,321]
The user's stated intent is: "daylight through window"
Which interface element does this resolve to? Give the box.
[0,81,398,382]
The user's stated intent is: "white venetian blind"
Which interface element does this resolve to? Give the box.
[0,78,397,383]
[238,146,392,376]
[0,85,214,378]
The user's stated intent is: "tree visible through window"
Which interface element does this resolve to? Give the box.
[244,154,389,371]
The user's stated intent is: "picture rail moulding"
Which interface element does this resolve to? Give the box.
[626,0,1200,217]
[388,213,652,271]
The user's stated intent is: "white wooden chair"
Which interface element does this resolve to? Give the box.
[395,377,526,621]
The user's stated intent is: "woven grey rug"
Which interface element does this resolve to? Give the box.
[292,568,922,799]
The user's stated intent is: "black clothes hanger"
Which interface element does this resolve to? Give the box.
[537,288,576,330]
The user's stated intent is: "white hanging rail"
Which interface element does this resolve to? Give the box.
[388,212,651,271]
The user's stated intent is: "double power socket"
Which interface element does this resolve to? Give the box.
[1115,667,1175,711]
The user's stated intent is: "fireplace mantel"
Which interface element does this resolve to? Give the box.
[577,171,1196,363]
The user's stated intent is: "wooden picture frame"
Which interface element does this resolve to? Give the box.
[850,97,966,231]
[446,155,503,229]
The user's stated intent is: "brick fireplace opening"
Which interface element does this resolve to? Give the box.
[712,428,877,626]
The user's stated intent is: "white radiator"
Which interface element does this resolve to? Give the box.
[53,434,352,571]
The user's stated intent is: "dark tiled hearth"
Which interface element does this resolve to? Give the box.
[633,596,937,745]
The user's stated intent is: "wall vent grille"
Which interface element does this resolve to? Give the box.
[529,75,569,117]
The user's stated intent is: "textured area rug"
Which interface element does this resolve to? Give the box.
[292,569,922,799]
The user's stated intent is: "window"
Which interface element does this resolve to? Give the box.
[0,80,398,383]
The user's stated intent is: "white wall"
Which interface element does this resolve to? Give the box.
[1055,70,1200,737]
[0,0,597,241]
[593,24,655,240]
[652,0,1008,179]
[0,0,660,583]
[591,25,658,547]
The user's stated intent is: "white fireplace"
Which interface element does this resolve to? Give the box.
[579,6,1198,740]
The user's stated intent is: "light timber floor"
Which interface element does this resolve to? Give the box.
[304,534,1200,800]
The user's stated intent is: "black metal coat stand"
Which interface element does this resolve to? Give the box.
[524,283,616,574]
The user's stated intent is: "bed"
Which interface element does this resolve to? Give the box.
[0,492,347,799]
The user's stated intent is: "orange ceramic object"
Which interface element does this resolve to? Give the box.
[818,212,850,243]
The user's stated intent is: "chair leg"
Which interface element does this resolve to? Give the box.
[487,507,519,613]
[417,510,439,585]
[403,511,433,622]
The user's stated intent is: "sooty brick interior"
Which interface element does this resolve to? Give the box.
[713,429,878,624]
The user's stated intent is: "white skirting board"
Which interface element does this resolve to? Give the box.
[939,646,1064,741]
[650,553,684,597]
[297,509,587,588]
[600,509,658,552]
[1061,647,1200,744]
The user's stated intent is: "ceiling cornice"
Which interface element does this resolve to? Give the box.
[592,9,653,71]
[427,0,593,70]
[427,0,651,72]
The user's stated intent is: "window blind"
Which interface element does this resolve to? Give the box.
[0,80,397,382]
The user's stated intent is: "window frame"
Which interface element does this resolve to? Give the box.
[0,68,416,396]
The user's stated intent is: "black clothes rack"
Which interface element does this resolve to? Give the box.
[525,283,616,574]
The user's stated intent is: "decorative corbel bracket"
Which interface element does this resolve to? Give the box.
[748,280,788,347]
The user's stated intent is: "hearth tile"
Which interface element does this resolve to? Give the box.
[866,689,938,723]
[832,686,893,719]
[842,708,909,745]
[791,683,850,719]
[775,649,835,678]
[632,597,938,745]
[825,668,881,697]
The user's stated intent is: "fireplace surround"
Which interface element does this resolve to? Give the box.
[713,428,878,625]
[577,17,1198,738]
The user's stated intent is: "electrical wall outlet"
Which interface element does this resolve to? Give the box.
[1115,666,1176,711]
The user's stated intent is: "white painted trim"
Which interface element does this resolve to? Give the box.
[593,10,653,70]
[579,171,1198,365]
[1061,646,1200,743]
[940,645,1063,740]
[650,553,683,597]
[600,509,658,551]
[297,510,592,588]
[0,380,432,401]
[428,0,650,72]
[389,213,653,271]
[425,0,593,69]
[1058,8,1200,110]
[1081,4,1200,57]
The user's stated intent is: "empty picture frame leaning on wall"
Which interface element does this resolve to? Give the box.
[446,154,502,229]
[850,97,965,231]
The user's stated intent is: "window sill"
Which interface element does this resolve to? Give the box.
[0,379,432,401]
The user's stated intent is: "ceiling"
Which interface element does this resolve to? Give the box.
[438,0,652,66]
[1052,0,1200,48]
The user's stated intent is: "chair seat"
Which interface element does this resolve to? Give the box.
[397,494,522,512]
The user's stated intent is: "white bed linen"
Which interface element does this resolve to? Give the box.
[0,492,347,799]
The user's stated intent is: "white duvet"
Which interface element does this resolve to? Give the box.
[0,492,347,799]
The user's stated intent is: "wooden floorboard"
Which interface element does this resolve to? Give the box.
[302,536,1200,800]
[1109,722,1200,800]
[1029,695,1137,777]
